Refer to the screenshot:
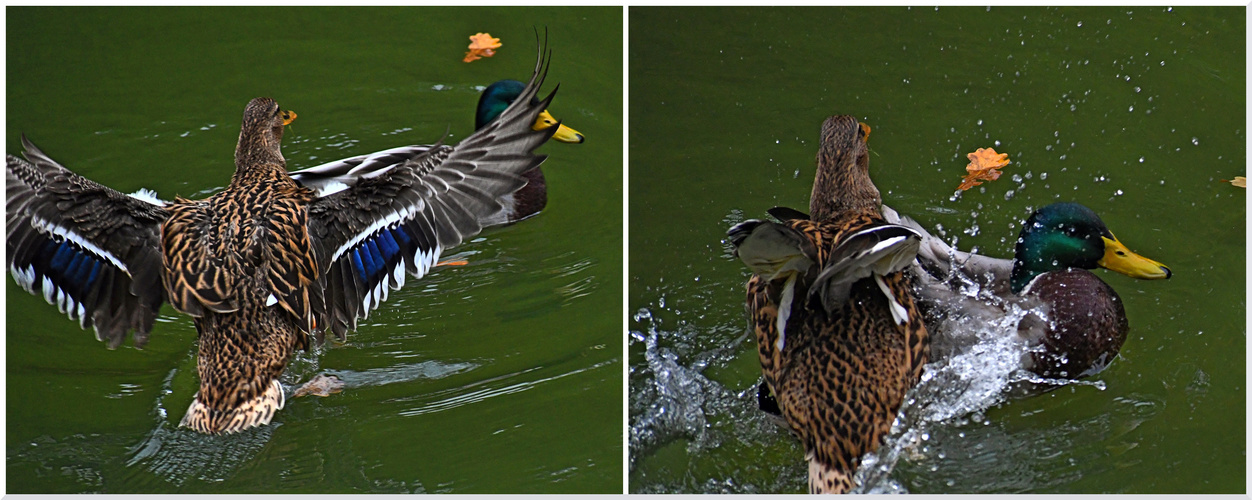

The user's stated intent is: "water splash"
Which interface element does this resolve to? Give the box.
[854,272,1107,493]
[632,227,1121,493]
[628,306,793,491]
[628,325,719,463]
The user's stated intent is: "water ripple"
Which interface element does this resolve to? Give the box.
[398,358,617,418]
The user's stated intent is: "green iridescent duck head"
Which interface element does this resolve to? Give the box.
[476,80,584,143]
[1009,202,1171,294]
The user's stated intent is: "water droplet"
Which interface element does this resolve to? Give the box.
[1138,157,1145,163]
[1191,137,1199,146]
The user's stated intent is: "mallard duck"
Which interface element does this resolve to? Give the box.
[882,201,1171,379]
[289,78,584,226]
[728,116,929,494]
[7,44,563,434]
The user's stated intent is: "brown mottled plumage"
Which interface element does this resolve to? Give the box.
[161,98,317,433]
[7,40,563,434]
[729,115,928,493]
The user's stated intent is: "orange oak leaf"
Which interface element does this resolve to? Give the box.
[463,32,502,63]
[957,147,1010,191]
[1221,176,1246,188]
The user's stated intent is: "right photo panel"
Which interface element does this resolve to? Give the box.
[628,6,1245,494]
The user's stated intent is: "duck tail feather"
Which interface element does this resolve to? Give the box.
[179,379,285,434]
[807,454,855,494]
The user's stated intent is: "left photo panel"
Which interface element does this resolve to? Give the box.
[6,6,623,493]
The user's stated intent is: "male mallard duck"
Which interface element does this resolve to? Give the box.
[289,78,584,226]
[728,116,929,494]
[883,201,1171,379]
[7,44,563,434]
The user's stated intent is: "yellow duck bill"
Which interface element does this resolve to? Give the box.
[532,109,585,143]
[1098,235,1171,279]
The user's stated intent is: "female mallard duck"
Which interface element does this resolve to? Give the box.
[882,201,1171,379]
[7,45,563,434]
[728,116,929,494]
[289,78,583,226]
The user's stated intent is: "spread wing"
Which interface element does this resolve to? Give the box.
[306,42,558,341]
[7,135,169,348]
[290,144,438,197]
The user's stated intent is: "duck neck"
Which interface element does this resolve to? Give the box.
[808,153,880,221]
[1009,227,1101,294]
[1009,262,1043,295]
[230,160,291,188]
[231,131,290,187]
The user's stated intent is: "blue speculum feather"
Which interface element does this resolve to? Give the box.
[351,226,416,285]
[360,240,382,283]
[377,230,400,265]
[49,241,75,270]
[39,238,103,295]
[65,252,89,282]
[389,226,412,246]
[346,224,425,286]
[351,250,366,283]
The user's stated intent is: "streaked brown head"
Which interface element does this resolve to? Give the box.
[235,97,296,169]
[809,115,879,221]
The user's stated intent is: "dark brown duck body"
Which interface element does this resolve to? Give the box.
[732,116,928,493]
[162,98,319,433]
[1024,269,1128,378]
[746,217,926,493]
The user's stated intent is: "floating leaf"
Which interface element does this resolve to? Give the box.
[1221,176,1246,188]
[463,32,502,63]
[957,147,1010,191]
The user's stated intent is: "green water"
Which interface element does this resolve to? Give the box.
[6,6,622,493]
[628,6,1244,494]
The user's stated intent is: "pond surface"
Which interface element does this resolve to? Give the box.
[6,6,623,493]
[628,6,1244,494]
